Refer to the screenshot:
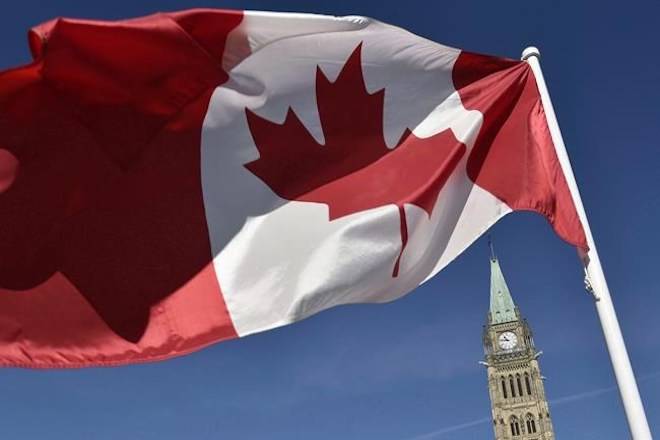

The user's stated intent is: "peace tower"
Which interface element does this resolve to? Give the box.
[482,248,555,439]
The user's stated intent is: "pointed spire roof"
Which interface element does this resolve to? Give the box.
[489,242,517,324]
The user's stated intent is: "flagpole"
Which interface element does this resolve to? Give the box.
[521,47,652,439]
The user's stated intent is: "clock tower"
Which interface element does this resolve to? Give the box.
[482,249,555,439]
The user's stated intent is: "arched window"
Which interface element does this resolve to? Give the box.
[509,375,516,397]
[516,374,523,397]
[510,416,521,436]
[525,373,532,395]
[526,414,537,434]
[501,377,508,398]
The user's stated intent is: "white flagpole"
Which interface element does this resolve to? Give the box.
[522,47,652,439]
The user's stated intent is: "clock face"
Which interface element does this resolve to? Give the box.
[498,332,518,350]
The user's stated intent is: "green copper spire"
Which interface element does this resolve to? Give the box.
[489,244,517,324]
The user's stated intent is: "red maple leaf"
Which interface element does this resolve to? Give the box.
[245,43,466,276]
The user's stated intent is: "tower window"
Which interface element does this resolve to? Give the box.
[525,373,532,395]
[501,377,508,398]
[509,375,516,397]
[517,374,523,397]
[526,414,537,434]
[510,416,521,436]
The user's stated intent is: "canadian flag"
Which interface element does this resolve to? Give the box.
[0,9,586,367]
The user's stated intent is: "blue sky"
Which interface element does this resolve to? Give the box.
[1,1,659,439]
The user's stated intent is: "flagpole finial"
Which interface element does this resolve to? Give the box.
[521,46,540,61]
[488,235,496,262]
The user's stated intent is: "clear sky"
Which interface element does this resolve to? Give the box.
[1,1,659,439]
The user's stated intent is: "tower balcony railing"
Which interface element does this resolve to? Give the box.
[486,347,533,362]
